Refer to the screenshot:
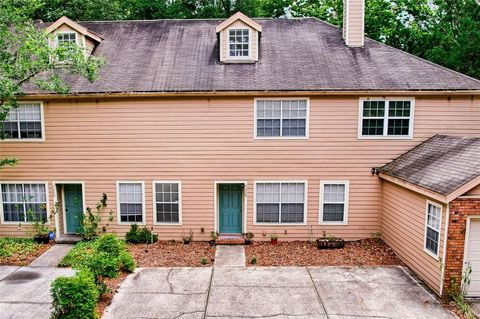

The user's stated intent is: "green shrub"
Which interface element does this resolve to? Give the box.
[96,234,124,256]
[119,251,135,273]
[89,252,120,279]
[125,224,158,244]
[50,269,99,319]
[58,240,98,268]
[0,238,39,258]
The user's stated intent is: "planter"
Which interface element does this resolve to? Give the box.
[244,239,253,245]
[33,235,50,244]
[316,238,345,249]
[271,238,278,245]
[208,239,216,246]
[183,238,192,245]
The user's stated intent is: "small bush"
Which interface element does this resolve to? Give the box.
[251,256,257,265]
[89,252,120,279]
[50,269,99,319]
[96,234,124,256]
[58,241,98,268]
[200,257,208,265]
[119,251,135,273]
[125,224,158,244]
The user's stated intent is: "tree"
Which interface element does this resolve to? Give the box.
[0,0,105,168]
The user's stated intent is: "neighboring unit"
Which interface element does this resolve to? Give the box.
[1,1,480,297]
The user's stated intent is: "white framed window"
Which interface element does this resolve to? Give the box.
[254,181,307,224]
[0,183,49,224]
[116,181,145,224]
[1,102,44,141]
[358,98,414,139]
[319,181,349,224]
[228,28,250,58]
[254,98,309,139]
[56,31,78,46]
[424,200,442,258]
[153,181,182,225]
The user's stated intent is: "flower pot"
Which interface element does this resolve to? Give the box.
[244,239,253,245]
[316,238,345,249]
[183,238,192,245]
[208,239,216,246]
[33,235,50,244]
[271,238,278,245]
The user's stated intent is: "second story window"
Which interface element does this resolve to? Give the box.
[359,99,414,138]
[57,32,77,46]
[229,29,249,58]
[255,99,308,138]
[2,103,43,140]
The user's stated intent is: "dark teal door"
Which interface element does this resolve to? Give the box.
[64,184,83,234]
[219,184,243,233]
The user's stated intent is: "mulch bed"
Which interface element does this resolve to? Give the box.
[128,241,216,267]
[96,272,129,317]
[245,239,403,266]
[0,242,53,266]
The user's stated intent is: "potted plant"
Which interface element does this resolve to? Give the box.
[22,208,51,244]
[270,234,279,245]
[209,231,218,246]
[316,232,345,249]
[183,229,193,244]
[243,232,254,245]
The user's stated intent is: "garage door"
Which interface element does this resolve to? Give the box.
[465,219,480,297]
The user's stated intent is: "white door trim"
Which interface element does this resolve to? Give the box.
[213,180,247,234]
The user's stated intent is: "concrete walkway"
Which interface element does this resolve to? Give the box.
[29,244,73,267]
[214,245,245,267]
[0,266,74,319]
[104,264,455,319]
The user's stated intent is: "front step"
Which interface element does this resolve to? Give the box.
[216,234,245,245]
[56,234,82,244]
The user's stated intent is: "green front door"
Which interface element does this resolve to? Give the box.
[64,184,83,234]
[219,184,243,233]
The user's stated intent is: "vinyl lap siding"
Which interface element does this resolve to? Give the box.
[381,180,445,294]
[0,95,479,241]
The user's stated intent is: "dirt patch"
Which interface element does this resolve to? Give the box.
[245,239,403,266]
[96,272,129,317]
[128,241,216,267]
[0,241,53,266]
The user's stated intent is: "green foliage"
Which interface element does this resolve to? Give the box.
[50,269,99,319]
[59,234,135,296]
[200,256,208,265]
[449,263,475,319]
[58,240,97,268]
[80,193,113,241]
[250,255,257,265]
[0,237,39,258]
[125,224,158,244]
[0,0,105,168]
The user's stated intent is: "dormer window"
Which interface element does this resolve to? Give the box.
[56,32,77,46]
[216,12,262,63]
[229,29,250,58]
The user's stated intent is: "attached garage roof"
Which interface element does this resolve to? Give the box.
[379,135,480,198]
[29,18,480,95]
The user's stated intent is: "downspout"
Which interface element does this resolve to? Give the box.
[439,202,450,297]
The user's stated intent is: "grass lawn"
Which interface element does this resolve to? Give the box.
[0,237,52,266]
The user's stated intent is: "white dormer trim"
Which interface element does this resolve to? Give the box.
[215,11,262,33]
[46,16,102,43]
[226,27,252,60]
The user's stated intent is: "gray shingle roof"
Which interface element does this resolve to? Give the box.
[30,18,480,95]
[379,135,480,196]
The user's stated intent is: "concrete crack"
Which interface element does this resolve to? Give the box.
[166,268,175,294]
[307,267,330,319]
[203,268,214,319]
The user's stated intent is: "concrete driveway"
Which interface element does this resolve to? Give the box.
[0,266,75,319]
[103,266,455,319]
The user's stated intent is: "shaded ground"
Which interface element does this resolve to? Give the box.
[0,266,74,319]
[104,266,454,319]
[0,238,53,266]
[245,239,402,266]
[128,241,216,267]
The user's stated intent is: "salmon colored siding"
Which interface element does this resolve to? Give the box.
[464,185,480,196]
[380,180,446,294]
[0,95,479,242]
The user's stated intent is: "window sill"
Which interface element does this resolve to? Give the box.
[253,222,307,226]
[423,247,440,260]
[117,222,145,226]
[254,136,309,140]
[1,138,45,143]
[318,221,348,226]
[357,135,413,140]
[154,222,182,226]
[223,59,256,64]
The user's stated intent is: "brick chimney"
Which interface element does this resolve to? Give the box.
[342,0,365,47]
